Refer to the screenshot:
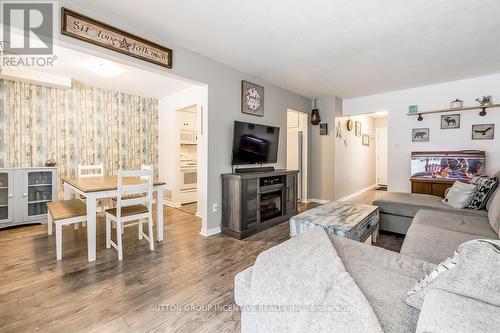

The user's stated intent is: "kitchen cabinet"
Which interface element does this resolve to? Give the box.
[178,110,197,131]
[0,167,57,228]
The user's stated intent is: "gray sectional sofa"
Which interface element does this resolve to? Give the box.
[374,171,500,264]
[373,190,493,235]
[235,174,500,332]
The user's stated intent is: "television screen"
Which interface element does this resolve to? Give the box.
[232,121,280,165]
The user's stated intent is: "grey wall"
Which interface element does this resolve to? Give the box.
[58,1,311,232]
[334,114,376,199]
[307,96,341,201]
[343,73,500,192]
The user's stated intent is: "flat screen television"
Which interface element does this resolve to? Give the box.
[232,121,280,165]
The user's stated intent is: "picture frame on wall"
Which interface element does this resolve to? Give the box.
[412,128,429,142]
[472,124,494,140]
[241,80,264,116]
[441,114,460,129]
[319,123,328,135]
[362,134,370,146]
[355,121,361,137]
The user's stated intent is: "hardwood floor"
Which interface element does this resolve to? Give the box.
[177,202,197,216]
[0,192,403,332]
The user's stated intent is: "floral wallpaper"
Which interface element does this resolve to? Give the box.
[0,79,159,192]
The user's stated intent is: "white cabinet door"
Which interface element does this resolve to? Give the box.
[0,170,14,224]
[178,111,197,131]
[186,112,197,130]
[23,170,52,222]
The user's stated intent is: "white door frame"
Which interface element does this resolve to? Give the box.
[287,109,308,203]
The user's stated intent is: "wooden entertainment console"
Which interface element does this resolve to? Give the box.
[221,169,299,239]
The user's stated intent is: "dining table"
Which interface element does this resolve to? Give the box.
[62,175,166,262]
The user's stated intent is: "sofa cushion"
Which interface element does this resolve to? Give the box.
[373,192,488,218]
[416,289,500,333]
[400,210,498,264]
[401,223,485,264]
[330,235,429,333]
[468,175,498,209]
[406,239,500,310]
[488,186,500,235]
[234,266,253,306]
[411,209,496,238]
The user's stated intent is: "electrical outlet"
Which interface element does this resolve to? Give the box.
[212,203,218,212]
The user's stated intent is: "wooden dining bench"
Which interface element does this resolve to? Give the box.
[47,200,88,260]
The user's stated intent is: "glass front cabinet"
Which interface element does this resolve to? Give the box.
[0,171,13,223]
[0,168,57,228]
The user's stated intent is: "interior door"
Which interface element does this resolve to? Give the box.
[376,127,388,185]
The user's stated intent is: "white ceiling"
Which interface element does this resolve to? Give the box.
[34,45,194,98]
[63,0,500,99]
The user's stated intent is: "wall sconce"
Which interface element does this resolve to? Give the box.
[311,98,321,125]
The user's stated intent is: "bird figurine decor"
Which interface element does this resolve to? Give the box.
[475,96,492,106]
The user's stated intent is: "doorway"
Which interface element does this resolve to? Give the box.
[375,126,388,186]
[287,109,308,202]
[177,104,199,216]
[50,42,210,235]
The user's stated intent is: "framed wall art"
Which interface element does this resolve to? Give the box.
[241,80,264,116]
[61,8,173,68]
[320,123,328,135]
[362,134,370,146]
[355,121,361,137]
[412,128,429,142]
[472,124,494,140]
[441,114,460,129]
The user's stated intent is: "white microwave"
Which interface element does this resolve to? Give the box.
[180,130,197,144]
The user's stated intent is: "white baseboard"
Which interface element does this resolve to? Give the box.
[337,184,377,202]
[199,226,221,237]
[164,198,181,208]
[306,198,330,204]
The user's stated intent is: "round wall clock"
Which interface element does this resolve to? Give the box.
[241,80,264,116]
[346,119,354,131]
[244,87,262,111]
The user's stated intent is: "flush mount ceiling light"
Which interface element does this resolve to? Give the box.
[85,59,124,77]
[373,111,388,117]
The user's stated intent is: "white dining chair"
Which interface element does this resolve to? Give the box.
[111,165,154,234]
[75,163,107,229]
[77,163,104,178]
[105,169,154,260]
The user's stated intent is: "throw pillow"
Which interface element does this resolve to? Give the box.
[442,181,477,209]
[406,239,500,310]
[488,187,500,236]
[468,175,498,210]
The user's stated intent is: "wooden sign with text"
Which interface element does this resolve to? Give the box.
[61,7,172,68]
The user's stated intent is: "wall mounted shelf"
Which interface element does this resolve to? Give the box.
[407,103,500,120]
